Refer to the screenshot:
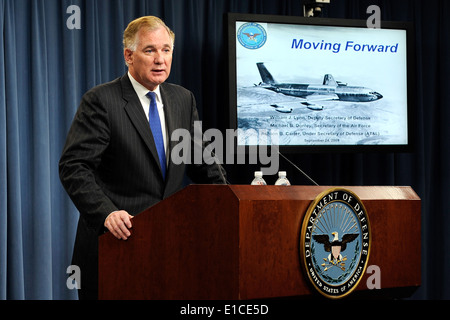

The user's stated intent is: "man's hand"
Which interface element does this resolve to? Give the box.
[104,210,134,240]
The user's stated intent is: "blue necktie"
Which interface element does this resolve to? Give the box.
[147,91,166,179]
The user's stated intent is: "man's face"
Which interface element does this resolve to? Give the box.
[125,26,173,91]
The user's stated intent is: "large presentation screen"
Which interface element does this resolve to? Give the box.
[228,13,414,153]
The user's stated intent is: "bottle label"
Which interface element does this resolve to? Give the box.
[253,181,266,185]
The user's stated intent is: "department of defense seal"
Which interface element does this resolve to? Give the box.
[237,22,267,49]
[300,188,371,299]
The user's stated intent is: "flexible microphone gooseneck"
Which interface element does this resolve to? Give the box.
[277,151,320,186]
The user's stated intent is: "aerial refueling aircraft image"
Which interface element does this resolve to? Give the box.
[255,62,383,112]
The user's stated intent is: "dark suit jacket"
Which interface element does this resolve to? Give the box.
[59,74,226,299]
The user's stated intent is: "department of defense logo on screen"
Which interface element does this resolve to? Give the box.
[237,22,267,49]
[300,188,371,299]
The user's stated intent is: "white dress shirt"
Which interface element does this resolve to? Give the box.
[128,72,168,160]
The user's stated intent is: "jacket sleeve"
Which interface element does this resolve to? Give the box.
[59,89,118,234]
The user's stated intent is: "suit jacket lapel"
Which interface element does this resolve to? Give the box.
[160,83,177,183]
[120,74,164,178]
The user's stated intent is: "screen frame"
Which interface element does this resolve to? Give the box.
[227,12,416,154]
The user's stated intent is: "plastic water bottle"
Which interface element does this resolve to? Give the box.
[275,171,291,186]
[251,171,267,185]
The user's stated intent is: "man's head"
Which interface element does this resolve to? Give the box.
[123,16,175,91]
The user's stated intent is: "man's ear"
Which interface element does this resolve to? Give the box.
[124,48,133,65]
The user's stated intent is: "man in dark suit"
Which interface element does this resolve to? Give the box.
[59,16,226,300]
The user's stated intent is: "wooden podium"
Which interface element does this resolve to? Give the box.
[98,185,421,300]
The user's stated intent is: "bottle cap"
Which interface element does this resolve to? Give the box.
[254,171,263,177]
[278,171,286,177]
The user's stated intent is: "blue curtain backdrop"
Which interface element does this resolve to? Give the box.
[0,0,448,300]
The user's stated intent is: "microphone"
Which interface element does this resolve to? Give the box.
[170,121,230,185]
[277,151,319,186]
[190,133,230,185]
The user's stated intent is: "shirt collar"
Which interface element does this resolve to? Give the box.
[128,71,162,104]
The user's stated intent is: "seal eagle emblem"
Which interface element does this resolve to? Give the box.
[300,188,371,299]
[236,22,267,49]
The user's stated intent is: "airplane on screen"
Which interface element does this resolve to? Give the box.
[255,62,383,112]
